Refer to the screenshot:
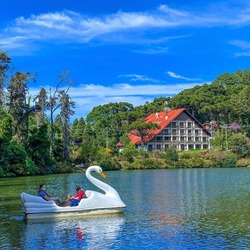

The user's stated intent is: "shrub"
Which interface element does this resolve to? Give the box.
[205,150,238,168]
[203,159,213,168]
[25,157,37,175]
[177,157,204,168]
[177,150,205,168]
[130,157,167,170]
[177,159,191,168]
[120,160,132,170]
[120,143,137,163]
[221,154,237,168]
[8,142,36,176]
[130,158,144,170]
[0,167,4,177]
[100,157,122,171]
[54,162,74,173]
[137,149,150,159]
[236,158,250,168]
[151,150,166,159]
[228,133,250,158]
[165,147,179,163]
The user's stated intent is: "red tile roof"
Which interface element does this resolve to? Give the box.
[129,108,185,145]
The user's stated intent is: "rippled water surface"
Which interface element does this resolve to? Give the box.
[0,168,249,249]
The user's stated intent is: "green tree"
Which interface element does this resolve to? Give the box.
[86,102,134,149]
[165,147,179,164]
[0,51,11,105]
[228,133,250,158]
[127,121,160,149]
[210,130,227,151]
[34,87,48,126]
[0,106,12,141]
[6,72,35,145]
[47,71,73,155]
[27,124,55,174]
[72,117,85,144]
[120,142,137,163]
[95,147,114,170]
[8,141,36,176]
[79,124,98,165]
[230,86,250,135]
[59,90,75,162]
[53,115,64,161]
[0,107,12,176]
[71,118,78,144]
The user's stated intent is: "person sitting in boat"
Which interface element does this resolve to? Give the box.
[38,184,60,205]
[59,185,86,207]
[68,185,86,207]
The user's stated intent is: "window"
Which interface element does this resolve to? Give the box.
[180,122,185,128]
[203,144,208,149]
[172,122,177,128]
[163,129,169,135]
[187,122,193,128]
[165,136,171,141]
[173,136,179,142]
[203,137,208,142]
[195,130,201,135]
[156,144,161,150]
[195,144,201,149]
[156,136,162,141]
[172,129,177,135]
[148,145,153,151]
[180,129,185,135]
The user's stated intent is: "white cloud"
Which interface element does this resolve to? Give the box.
[167,71,201,81]
[29,81,206,119]
[118,74,159,83]
[2,3,250,51]
[230,39,250,57]
[133,46,169,55]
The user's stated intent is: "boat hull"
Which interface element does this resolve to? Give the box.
[24,207,125,219]
[21,192,126,219]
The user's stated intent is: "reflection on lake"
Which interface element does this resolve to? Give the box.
[24,215,124,249]
[0,168,249,249]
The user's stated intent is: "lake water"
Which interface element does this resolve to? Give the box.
[0,168,249,249]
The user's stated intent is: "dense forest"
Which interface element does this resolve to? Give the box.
[0,51,250,176]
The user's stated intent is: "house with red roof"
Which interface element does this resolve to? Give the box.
[120,108,211,151]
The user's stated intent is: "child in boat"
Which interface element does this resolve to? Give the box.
[68,185,86,206]
[60,185,86,207]
[38,184,61,204]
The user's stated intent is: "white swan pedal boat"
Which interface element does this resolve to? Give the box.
[21,166,126,219]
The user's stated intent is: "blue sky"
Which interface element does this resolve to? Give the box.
[1,0,250,119]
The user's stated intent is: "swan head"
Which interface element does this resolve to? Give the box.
[89,165,106,179]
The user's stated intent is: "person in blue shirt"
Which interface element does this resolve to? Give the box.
[38,184,60,205]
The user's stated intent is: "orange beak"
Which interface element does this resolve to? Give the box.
[99,172,106,179]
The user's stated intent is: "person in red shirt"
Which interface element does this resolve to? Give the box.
[68,185,86,206]
[59,185,86,207]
